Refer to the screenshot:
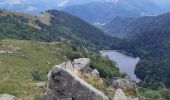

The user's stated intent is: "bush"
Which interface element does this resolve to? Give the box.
[31,69,43,81]
[65,50,82,60]
[160,89,170,100]
[138,87,161,100]
[34,95,43,100]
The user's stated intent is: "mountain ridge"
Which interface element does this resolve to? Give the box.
[103,12,170,38]
[0,9,120,49]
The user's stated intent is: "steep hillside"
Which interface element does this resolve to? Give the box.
[0,9,119,49]
[113,28,170,89]
[38,10,120,49]
[103,12,170,38]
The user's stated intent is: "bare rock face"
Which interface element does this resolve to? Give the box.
[0,94,16,100]
[91,69,100,77]
[73,58,90,72]
[110,78,138,96]
[113,89,127,100]
[44,60,108,100]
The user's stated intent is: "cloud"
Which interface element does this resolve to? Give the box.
[57,0,69,7]
[104,0,119,3]
[0,0,23,6]
[24,6,37,12]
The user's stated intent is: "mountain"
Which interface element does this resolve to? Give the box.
[103,12,170,38]
[111,13,170,88]
[62,0,161,24]
[0,9,120,49]
[0,9,126,99]
[0,0,163,24]
[0,0,99,14]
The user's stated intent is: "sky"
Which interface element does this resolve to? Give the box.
[0,0,170,7]
[0,0,170,13]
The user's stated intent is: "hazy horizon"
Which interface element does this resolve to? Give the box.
[0,0,170,13]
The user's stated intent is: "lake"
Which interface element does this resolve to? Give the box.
[101,50,140,81]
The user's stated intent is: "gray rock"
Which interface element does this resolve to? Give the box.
[14,47,21,51]
[35,82,46,88]
[73,58,90,72]
[110,78,138,96]
[91,69,100,77]
[113,89,127,100]
[0,51,6,54]
[0,94,16,100]
[44,63,108,100]
[65,61,74,70]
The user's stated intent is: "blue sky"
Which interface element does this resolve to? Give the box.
[0,0,170,13]
[0,0,170,7]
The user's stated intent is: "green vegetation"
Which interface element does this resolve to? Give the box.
[103,12,170,38]
[0,39,122,99]
[138,87,161,100]
[116,29,170,88]
[0,40,64,99]
[0,9,120,50]
[31,69,43,81]
[0,11,48,41]
[108,13,170,89]
[138,87,170,100]
[34,95,43,100]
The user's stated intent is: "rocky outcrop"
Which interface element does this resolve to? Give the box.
[91,69,100,77]
[44,58,108,100]
[0,94,16,100]
[113,89,140,100]
[44,58,141,100]
[35,82,46,88]
[110,78,138,96]
[73,58,91,72]
[113,89,127,100]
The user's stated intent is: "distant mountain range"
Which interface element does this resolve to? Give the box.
[62,0,161,24]
[103,12,170,38]
[0,0,164,24]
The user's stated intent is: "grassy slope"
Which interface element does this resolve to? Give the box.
[0,39,123,99]
[0,39,68,99]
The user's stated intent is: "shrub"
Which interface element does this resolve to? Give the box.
[160,89,170,100]
[34,95,43,100]
[31,69,43,81]
[65,50,82,60]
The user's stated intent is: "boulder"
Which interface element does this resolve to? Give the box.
[44,63,108,100]
[65,61,74,70]
[35,82,46,88]
[0,51,7,54]
[110,78,138,96]
[91,69,100,77]
[113,89,127,100]
[73,58,90,72]
[0,94,16,100]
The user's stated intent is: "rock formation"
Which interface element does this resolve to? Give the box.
[44,58,140,100]
[0,94,16,100]
[110,78,138,96]
[73,58,91,73]
[44,58,108,100]
[91,69,100,77]
[113,89,127,100]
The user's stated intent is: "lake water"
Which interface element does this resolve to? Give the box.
[101,50,140,81]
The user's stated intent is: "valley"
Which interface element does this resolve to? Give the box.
[0,0,170,100]
[101,50,140,81]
